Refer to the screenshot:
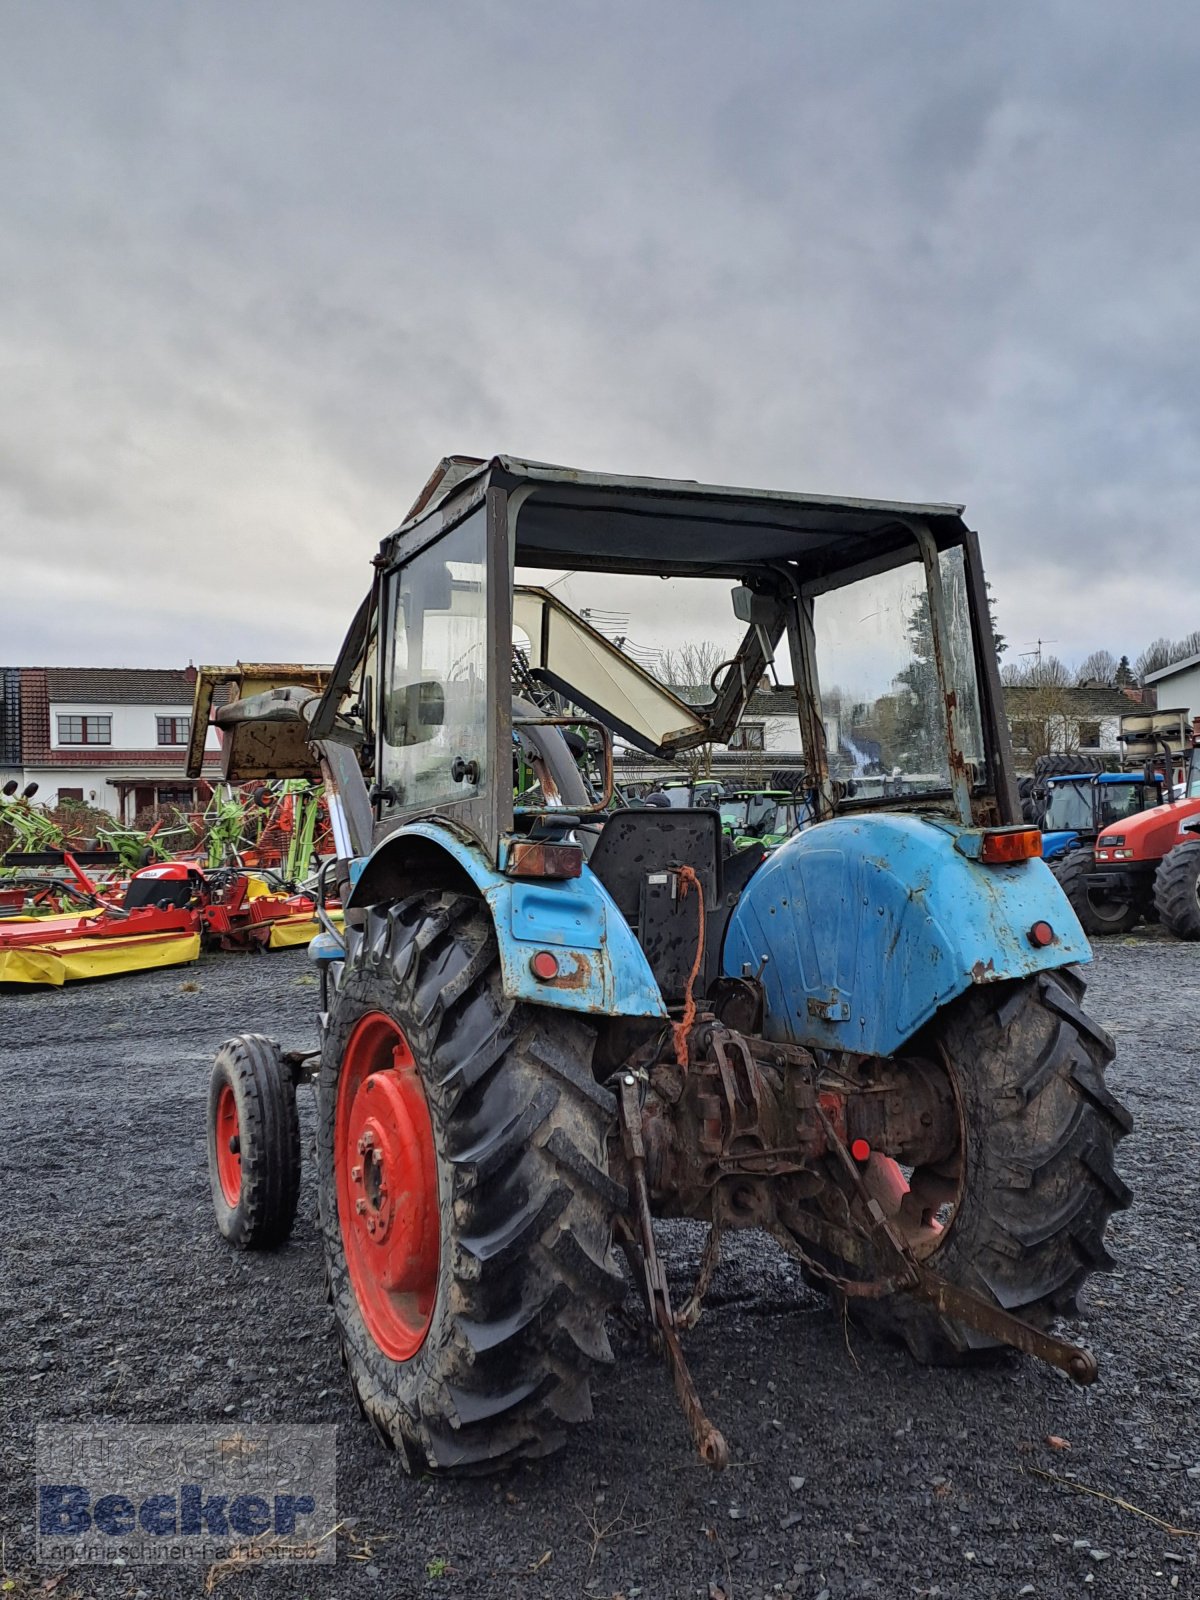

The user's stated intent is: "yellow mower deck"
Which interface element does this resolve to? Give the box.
[0,930,202,987]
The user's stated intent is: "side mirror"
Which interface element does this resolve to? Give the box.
[383,679,445,747]
[731,585,778,626]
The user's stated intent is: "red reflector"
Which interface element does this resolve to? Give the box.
[850,1138,871,1163]
[1029,920,1055,948]
[530,950,560,981]
[980,829,1043,865]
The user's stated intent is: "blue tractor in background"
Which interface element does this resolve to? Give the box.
[196,456,1131,1473]
[1040,770,1166,863]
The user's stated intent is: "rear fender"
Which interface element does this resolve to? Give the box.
[722,813,1090,1057]
[346,821,666,1019]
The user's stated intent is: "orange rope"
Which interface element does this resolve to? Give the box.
[672,864,705,1069]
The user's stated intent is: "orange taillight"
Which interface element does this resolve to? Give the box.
[980,828,1043,865]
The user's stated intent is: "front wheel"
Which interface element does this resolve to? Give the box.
[792,966,1131,1363]
[207,1035,301,1249]
[318,891,626,1474]
[1052,848,1143,935]
[1153,840,1200,940]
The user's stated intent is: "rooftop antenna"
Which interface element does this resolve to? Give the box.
[1019,639,1059,667]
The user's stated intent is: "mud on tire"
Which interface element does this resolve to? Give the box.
[829,966,1131,1363]
[1153,839,1200,941]
[318,890,626,1474]
[207,1035,301,1250]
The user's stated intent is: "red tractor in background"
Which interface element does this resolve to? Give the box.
[1054,710,1200,938]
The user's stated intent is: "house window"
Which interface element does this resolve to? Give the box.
[57,715,111,745]
[156,786,194,806]
[156,716,190,746]
[729,722,766,752]
[58,787,84,803]
[1077,721,1101,749]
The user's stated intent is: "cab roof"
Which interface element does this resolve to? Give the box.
[386,454,970,582]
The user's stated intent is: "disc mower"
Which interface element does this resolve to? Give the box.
[199,455,1130,1473]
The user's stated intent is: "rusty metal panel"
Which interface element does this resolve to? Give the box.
[187,665,329,780]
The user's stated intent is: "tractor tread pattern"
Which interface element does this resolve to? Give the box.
[207,1034,301,1250]
[1051,848,1142,935]
[318,890,624,1475]
[1152,839,1200,941]
[834,964,1130,1364]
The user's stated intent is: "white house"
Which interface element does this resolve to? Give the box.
[2,666,222,821]
[1143,653,1200,726]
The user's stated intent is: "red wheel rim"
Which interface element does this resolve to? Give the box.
[215,1083,242,1206]
[335,1012,440,1361]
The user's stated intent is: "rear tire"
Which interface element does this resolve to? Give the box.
[804,967,1131,1363]
[207,1035,301,1249]
[1033,753,1107,780]
[1052,847,1143,935]
[1153,840,1200,940]
[318,890,626,1474]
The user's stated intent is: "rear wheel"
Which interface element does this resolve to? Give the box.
[1033,753,1107,780]
[1153,840,1200,940]
[207,1035,301,1249]
[318,890,626,1474]
[1052,848,1143,935]
[789,967,1131,1362]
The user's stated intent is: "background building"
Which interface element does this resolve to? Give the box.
[0,666,221,820]
[1142,653,1200,727]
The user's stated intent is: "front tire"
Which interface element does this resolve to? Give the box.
[207,1035,301,1249]
[801,967,1131,1363]
[1153,840,1200,940]
[318,890,626,1474]
[1052,848,1143,935]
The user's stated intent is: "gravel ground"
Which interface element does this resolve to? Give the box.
[2,935,1199,1600]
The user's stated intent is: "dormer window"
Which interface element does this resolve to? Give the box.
[58,715,111,745]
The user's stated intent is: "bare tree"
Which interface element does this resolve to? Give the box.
[1076,649,1117,686]
[657,640,728,692]
[1001,654,1074,690]
[1136,637,1177,682]
[1002,654,1093,762]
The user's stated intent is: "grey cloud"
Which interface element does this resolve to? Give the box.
[1,0,1198,671]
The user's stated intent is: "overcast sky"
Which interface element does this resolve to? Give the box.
[2,1,1198,676]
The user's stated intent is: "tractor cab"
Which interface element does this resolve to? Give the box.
[304,455,1041,1015]
[1041,770,1165,863]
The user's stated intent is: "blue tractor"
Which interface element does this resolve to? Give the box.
[196,456,1130,1473]
[1040,770,1166,863]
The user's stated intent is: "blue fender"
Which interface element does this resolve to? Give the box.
[722,813,1091,1058]
[347,821,666,1019]
[1041,828,1079,861]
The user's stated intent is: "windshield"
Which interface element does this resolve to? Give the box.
[1044,780,1094,833]
[812,549,985,801]
[1097,782,1157,827]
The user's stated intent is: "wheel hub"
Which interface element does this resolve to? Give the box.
[214,1083,241,1206]
[336,1017,440,1361]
